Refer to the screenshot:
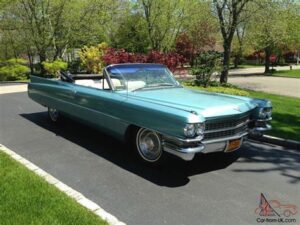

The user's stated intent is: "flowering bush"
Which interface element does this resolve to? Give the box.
[102,48,185,71]
[102,48,147,65]
[175,34,193,63]
[148,51,185,71]
[79,42,108,73]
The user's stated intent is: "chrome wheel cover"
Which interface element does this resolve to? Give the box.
[48,107,59,122]
[136,128,162,162]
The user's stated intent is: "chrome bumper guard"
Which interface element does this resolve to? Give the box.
[249,121,272,135]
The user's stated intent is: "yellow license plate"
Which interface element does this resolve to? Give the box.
[225,139,242,152]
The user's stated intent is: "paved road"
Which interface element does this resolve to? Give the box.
[229,65,300,76]
[229,76,300,98]
[0,83,27,94]
[228,66,300,98]
[1,91,299,225]
[176,66,300,98]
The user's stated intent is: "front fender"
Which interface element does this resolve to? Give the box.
[119,98,205,139]
[250,98,272,119]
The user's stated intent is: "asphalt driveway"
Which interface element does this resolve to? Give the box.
[0,90,299,225]
[228,65,300,76]
[229,76,300,98]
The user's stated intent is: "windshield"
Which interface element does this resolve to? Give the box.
[106,64,181,92]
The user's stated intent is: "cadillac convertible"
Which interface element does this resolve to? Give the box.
[28,63,272,163]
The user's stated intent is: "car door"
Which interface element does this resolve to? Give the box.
[70,82,128,137]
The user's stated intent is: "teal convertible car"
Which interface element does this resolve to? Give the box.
[28,63,272,163]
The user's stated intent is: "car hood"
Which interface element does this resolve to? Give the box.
[126,87,257,118]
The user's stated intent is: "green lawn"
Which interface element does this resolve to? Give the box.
[272,69,300,78]
[185,85,300,141]
[248,91,300,140]
[187,85,250,97]
[0,151,107,225]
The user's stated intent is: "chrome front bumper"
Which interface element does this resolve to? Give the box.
[163,131,249,161]
[163,143,205,161]
[162,123,271,161]
[249,124,272,135]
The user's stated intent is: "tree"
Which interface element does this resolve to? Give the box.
[247,0,299,73]
[231,22,254,68]
[176,1,218,66]
[232,24,246,68]
[0,0,113,74]
[176,21,217,66]
[213,0,251,83]
[138,0,190,51]
[111,12,150,53]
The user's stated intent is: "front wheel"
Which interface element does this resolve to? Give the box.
[134,128,164,164]
[48,107,60,122]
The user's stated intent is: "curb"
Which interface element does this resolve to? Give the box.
[249,134,300,151]
[0,144,126,225]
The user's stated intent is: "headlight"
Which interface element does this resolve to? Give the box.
[183,124,195,137]
[259,107,272,119]
[184,123,205,138]
[195,123,205,135]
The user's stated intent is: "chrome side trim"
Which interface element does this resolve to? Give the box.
[202,131,249,144]
[204,119,249,134]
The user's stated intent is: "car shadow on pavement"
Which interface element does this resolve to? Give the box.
[232,141,300,184]
[22,112,246,187]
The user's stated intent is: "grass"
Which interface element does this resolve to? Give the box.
[16,78,30,82]
[272,69,300,78]
[0,151,107,225]
[184,84,300,141]
[248,91,300,141]
[187,85,250,96]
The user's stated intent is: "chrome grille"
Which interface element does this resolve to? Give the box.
[206,115,249,130]
[204,115,249,140]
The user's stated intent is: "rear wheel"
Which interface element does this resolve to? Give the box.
[48,107,59,122]
[134,127,164,164]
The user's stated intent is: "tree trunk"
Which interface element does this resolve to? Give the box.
[39,52,47,75]
[264,47,271,74]
[27,52,34,75]
[234,47,242,68]
[220,45,230,83]
[234,55,239,68]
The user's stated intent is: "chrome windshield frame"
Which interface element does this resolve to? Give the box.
[103,67,115,91]
[104,63,181,92]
